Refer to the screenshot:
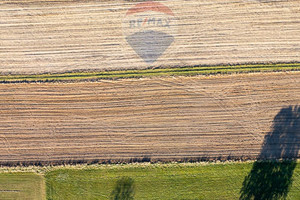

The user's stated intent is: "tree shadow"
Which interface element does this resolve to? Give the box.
[110,177,135,200]
[240,105,300,200]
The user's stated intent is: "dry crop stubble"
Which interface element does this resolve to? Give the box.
[0,0,299,74]
[156,75,265,157]
[133,72,300,160]
[0,72,299,164]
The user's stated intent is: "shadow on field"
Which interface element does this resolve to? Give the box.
[110,177,135,200]
[240,105,300,200]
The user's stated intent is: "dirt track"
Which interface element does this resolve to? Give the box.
[0,72,299,163]
[0,0,299,74]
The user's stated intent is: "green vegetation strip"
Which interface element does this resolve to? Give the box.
[1,63,300,82]
[2,162,299,200]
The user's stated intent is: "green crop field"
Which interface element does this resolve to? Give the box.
[0,63,299,83]
[0,173,45,200]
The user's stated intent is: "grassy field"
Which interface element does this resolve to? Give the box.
[45,162,300,200]
[0,63,299,83]
[0,173,45,200]
[0,162,298,199]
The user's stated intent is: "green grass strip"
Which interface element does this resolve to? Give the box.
[1,63,299,82]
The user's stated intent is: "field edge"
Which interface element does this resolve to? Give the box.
[0,62,299,83]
